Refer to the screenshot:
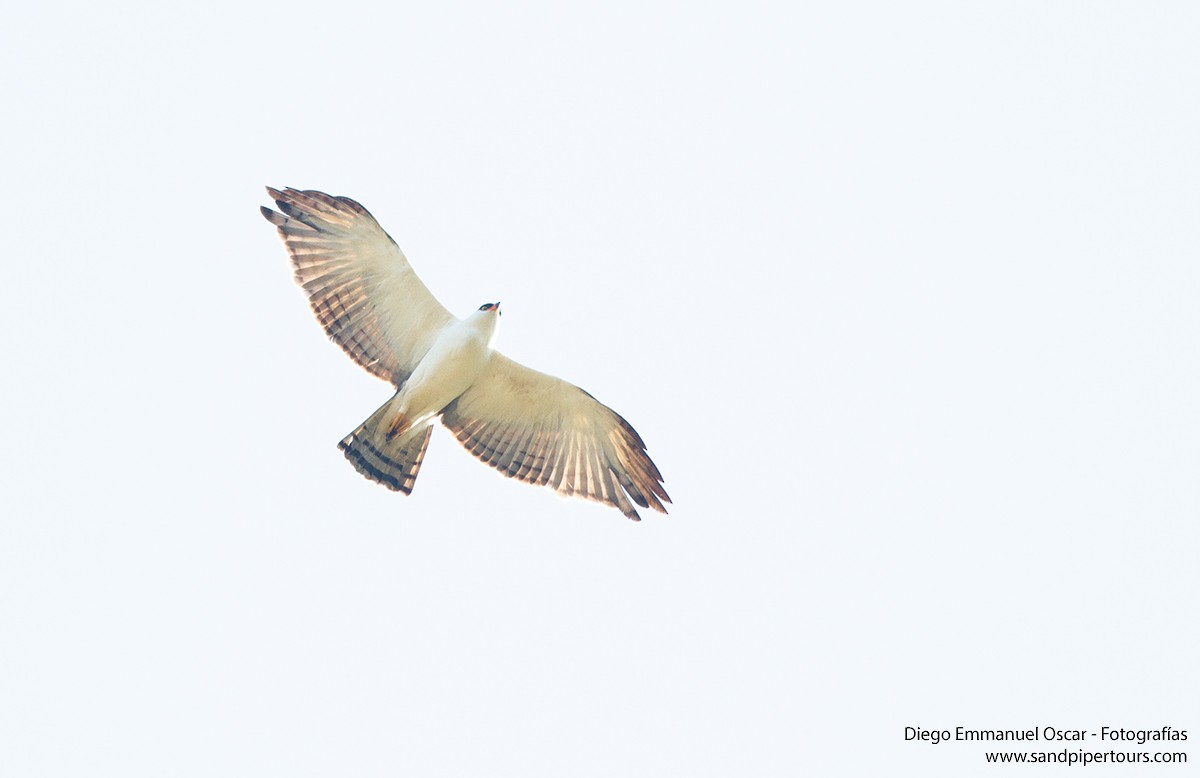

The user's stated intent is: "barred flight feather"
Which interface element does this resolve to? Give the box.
[261,187,454,385]
[441,354,670,521]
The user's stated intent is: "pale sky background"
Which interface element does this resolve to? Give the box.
[1,2,1197,776]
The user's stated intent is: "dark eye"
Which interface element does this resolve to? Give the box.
[479,303,491,311]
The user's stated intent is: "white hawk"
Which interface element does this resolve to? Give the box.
[261,187,670,521]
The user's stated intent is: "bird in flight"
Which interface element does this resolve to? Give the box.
[261,187,669,521]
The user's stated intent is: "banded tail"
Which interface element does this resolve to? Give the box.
[338,399,433,495]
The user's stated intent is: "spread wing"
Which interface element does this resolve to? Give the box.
[261,187,455,385]
[441,354,670,521]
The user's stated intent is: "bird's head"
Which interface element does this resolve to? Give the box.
[471,301,501,345]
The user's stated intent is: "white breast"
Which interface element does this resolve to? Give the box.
[397,315,496,424]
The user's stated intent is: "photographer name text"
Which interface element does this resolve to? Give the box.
[905,725,1187,746]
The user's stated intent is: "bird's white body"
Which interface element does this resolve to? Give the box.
[387,310,498,438]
